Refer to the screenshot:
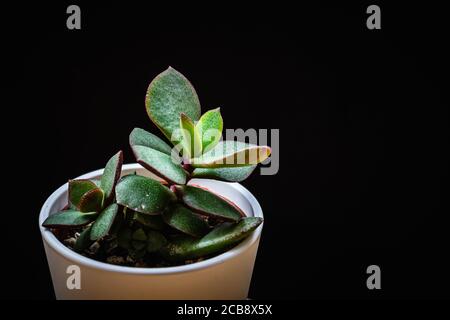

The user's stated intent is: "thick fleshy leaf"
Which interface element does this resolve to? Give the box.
[100,151,123,203]
[90,204,119,240]
[145,67,201,144]
[133,212,165,230]
[175,185,244,221]
[78,188,104,213]
[180,113,202,158]
[196,108,223,153]
[191,141,271,168]
[74,226,94,252]
[192,165,257,182]
[69,180,97,208]
[132,228,147,241]
[115,175,176,214]
[91,179,101,187]
[147,230,167,252]
[42,210,97,228]
[163,204,209,237]
[109,205,124,235]
[161,217,263,261]
[129,128,172,155]
[126,170,168,185]
[132,145,187,185]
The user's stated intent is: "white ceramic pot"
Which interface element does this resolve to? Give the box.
[39,163,264,300]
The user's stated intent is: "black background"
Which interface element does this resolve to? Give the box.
[6,2,449,300]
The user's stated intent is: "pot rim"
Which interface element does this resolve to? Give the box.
[39,163,264,275]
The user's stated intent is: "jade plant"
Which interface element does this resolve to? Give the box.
[42,67,271,267]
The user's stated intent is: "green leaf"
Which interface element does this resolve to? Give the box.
[191,141,271,168]
[78,188,104,213]
[196,108,223,153]
[175,185,244,221]
[132,145,187,184]
[90,204,119,241]
[91,179,101,187]
[163,204,209,237]
[133,212,165,230]
[42,210,97,228]
[146,230,167,253]
[109,205,125,235]
[180,113,202,158]
[192,165,257,182]
[100,151,123,203]
[161,217,263,261]
[145,67,201,144]
[116,175,176,214]
[129,128,172,155]
[74,226,94,252]
[69,180,97,208]
[132,228,147,241]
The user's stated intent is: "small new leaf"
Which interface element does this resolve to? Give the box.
[196,108,223,153]
[69,180,97,208]
[147,230,167,252]
[78,188,104,213]
[100,151,123,204]
[132,228,147,241]
[180,113,202,159]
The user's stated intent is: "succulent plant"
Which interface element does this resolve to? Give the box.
[42,67,270,266]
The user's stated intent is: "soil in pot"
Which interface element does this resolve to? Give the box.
[50,209,232,268]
